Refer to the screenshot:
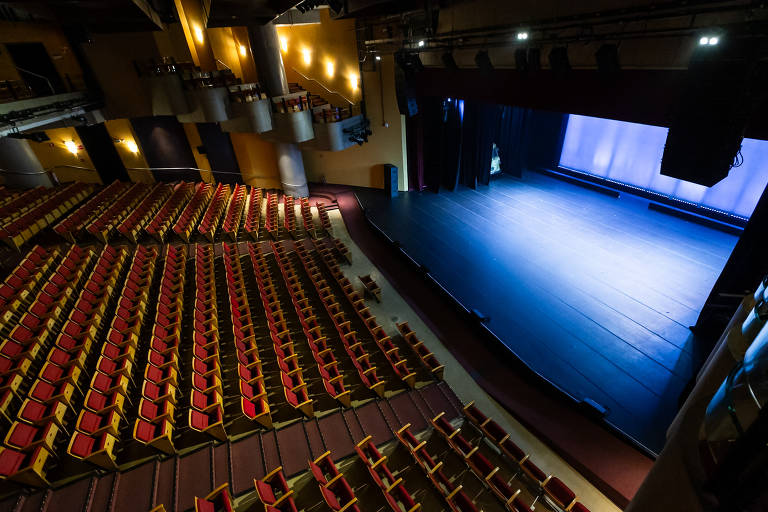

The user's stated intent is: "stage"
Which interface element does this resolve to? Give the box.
[356,171,739,453]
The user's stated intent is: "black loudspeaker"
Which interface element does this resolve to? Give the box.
[394,50,421,116]
[515,49,528,71]
[528,48,541,71]
[661,39,767,186]
[442,52,458,69]
[548,46,570,73]
[383,164,398,198]
[475,50,493,72]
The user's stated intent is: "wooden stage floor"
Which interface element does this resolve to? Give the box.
[356,171,738,453]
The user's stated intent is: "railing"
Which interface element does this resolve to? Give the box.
[0,165,278,184]
[290,67,356,106]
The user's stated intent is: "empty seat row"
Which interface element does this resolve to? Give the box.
[67,245,158,470]
[308,451,361,512]
[0,245,122,487]
[53,181,129,242]
[243,187,263,240]
[293,243,386,397]
[396,322,445,380]
[0,183,93,250]
[283,195,297,235]
[222,183,247,241]
[116,182,174,243]
[255,466,299,512]
[332,238,352,264]
[85,183,151,243]
[265,192,279,239]
[396,423,480,512]
[0,187,50,220]
[314,238,418,388]
[300,198,316,239]
[355,435,422,512]
[133,245,186,453]
[146,182,195,242]
[246,243,313,418]
[188,244,231,440]
[271,242,351,407]
[462,402,591,512]
[358,274,381,303]
[316,202,332,233]
[199,183,231,242]
[0,245,60,330]
[174,182,214,242]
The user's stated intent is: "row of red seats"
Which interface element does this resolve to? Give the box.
[67,245,158,470]
[246,243,314,418]
[396,423,480,512]
[243,187,263,240]
[309,451,361,512]
[316,202,332,233]
[133,245,186,453]
[199,183,231,242]
[221,243,273,428]
[85,183,151,242]
[300,197,316,238]
[355,435,422,512]
[0,245,101,487]
[396,322,445,380]
[53,181,129,242]
[146,182,195,242]
[0,183,93,250]
[293,243,387,397]
[271,242,351,407]
[314,238,418,388]
[0,187,49,219]
[255,466,299,512]
[265,192,279,239]
[0,245,60,331]
[463,402,591,512]
[283,195,297,235]
[116,183,173,243]
[432,411,542,512]
[222,183,247,241]
[189,244,230,440]
[174,183,213,242]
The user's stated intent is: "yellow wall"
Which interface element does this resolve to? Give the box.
[208,27,243,79]
[173,0,216,71]
[104,119,155,183]
[181,123,214,182]
[302,55,407,190]
[277,9,360,106]
[230,133,281,189]
[0,21,84,89]
[27,127,101,184]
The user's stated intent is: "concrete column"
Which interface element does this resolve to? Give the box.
[276,143,309,197]
[0,137,54,188]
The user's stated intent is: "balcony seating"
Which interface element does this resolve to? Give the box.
[265,192,279,239]
[146,182,195,242]
[300,197,316,238]
[222,183,247,240]
[173,182,213,242]
[283,195,297,236]
[116,182,173,243]
[316,202,332,233]
[244,187,263,240]
[198,183,231,241]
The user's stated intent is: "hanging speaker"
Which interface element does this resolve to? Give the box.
[442,52,458,69]
[515,49,528,71]
[548,46,570,73]
[475,50,493,72]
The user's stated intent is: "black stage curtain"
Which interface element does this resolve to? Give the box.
[440,99,463,190]
[419,97,444,193]
[460,101,497,188]
[496,106,528,178]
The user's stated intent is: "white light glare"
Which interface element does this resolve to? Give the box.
[516,32,529,40]
[375,55,381,61]
[709,36,719,45]
[700,35,720,46]
[417,40,425,47]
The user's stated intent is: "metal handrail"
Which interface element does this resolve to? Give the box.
[0,165,277,182]
[290,67,355,105]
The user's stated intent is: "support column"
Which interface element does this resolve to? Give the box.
[248,22,309,197]
[0,137,54,188]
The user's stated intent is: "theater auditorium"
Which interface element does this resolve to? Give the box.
[0,1,767,511]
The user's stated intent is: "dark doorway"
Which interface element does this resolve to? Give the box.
[75,124,129,183]
[195,122,242,184]
[130,116,200,181]
[5,43,66,97]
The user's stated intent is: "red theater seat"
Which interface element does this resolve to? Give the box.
[194,483,234,512]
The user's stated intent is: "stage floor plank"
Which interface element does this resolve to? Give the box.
[356,171,738,452]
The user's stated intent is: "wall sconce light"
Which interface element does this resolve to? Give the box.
[280,36,288,53]
[349,73,358,91]
[325,60,335,78]
[239,44,247,57]
[64,140,78,155]
[194,24,204,44]
[302,48,311,65]
[125,140,139,154]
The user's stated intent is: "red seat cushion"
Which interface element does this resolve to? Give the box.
[0,448,26,476]
[70,432,95,457]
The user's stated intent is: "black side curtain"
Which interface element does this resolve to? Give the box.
[496,106,528,178]
[460,102,497,188]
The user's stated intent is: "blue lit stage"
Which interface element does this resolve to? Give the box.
[356,171,739,453]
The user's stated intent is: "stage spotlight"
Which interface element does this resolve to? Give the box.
[515,48,528,71]
[709,36,719,45]
[375,55,381,61]
[417,40,425,48]
[516,31,529,41]
[442,52,458,69]
[699,36,709,45]
[595,43,620,73]
[548,46,570,73]
[699,34,721,46]
[475,50,493,72]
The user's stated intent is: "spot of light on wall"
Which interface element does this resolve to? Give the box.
[125,140,139,154]
[302,48,311,65]
[375,55,381,61]
[64,140,78,155]
[280,36,288,53]
[417,40,425,47]
[194,24,204,44]
[349,73,358,91]
[325,60,335,78]
[239,44,247,57]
